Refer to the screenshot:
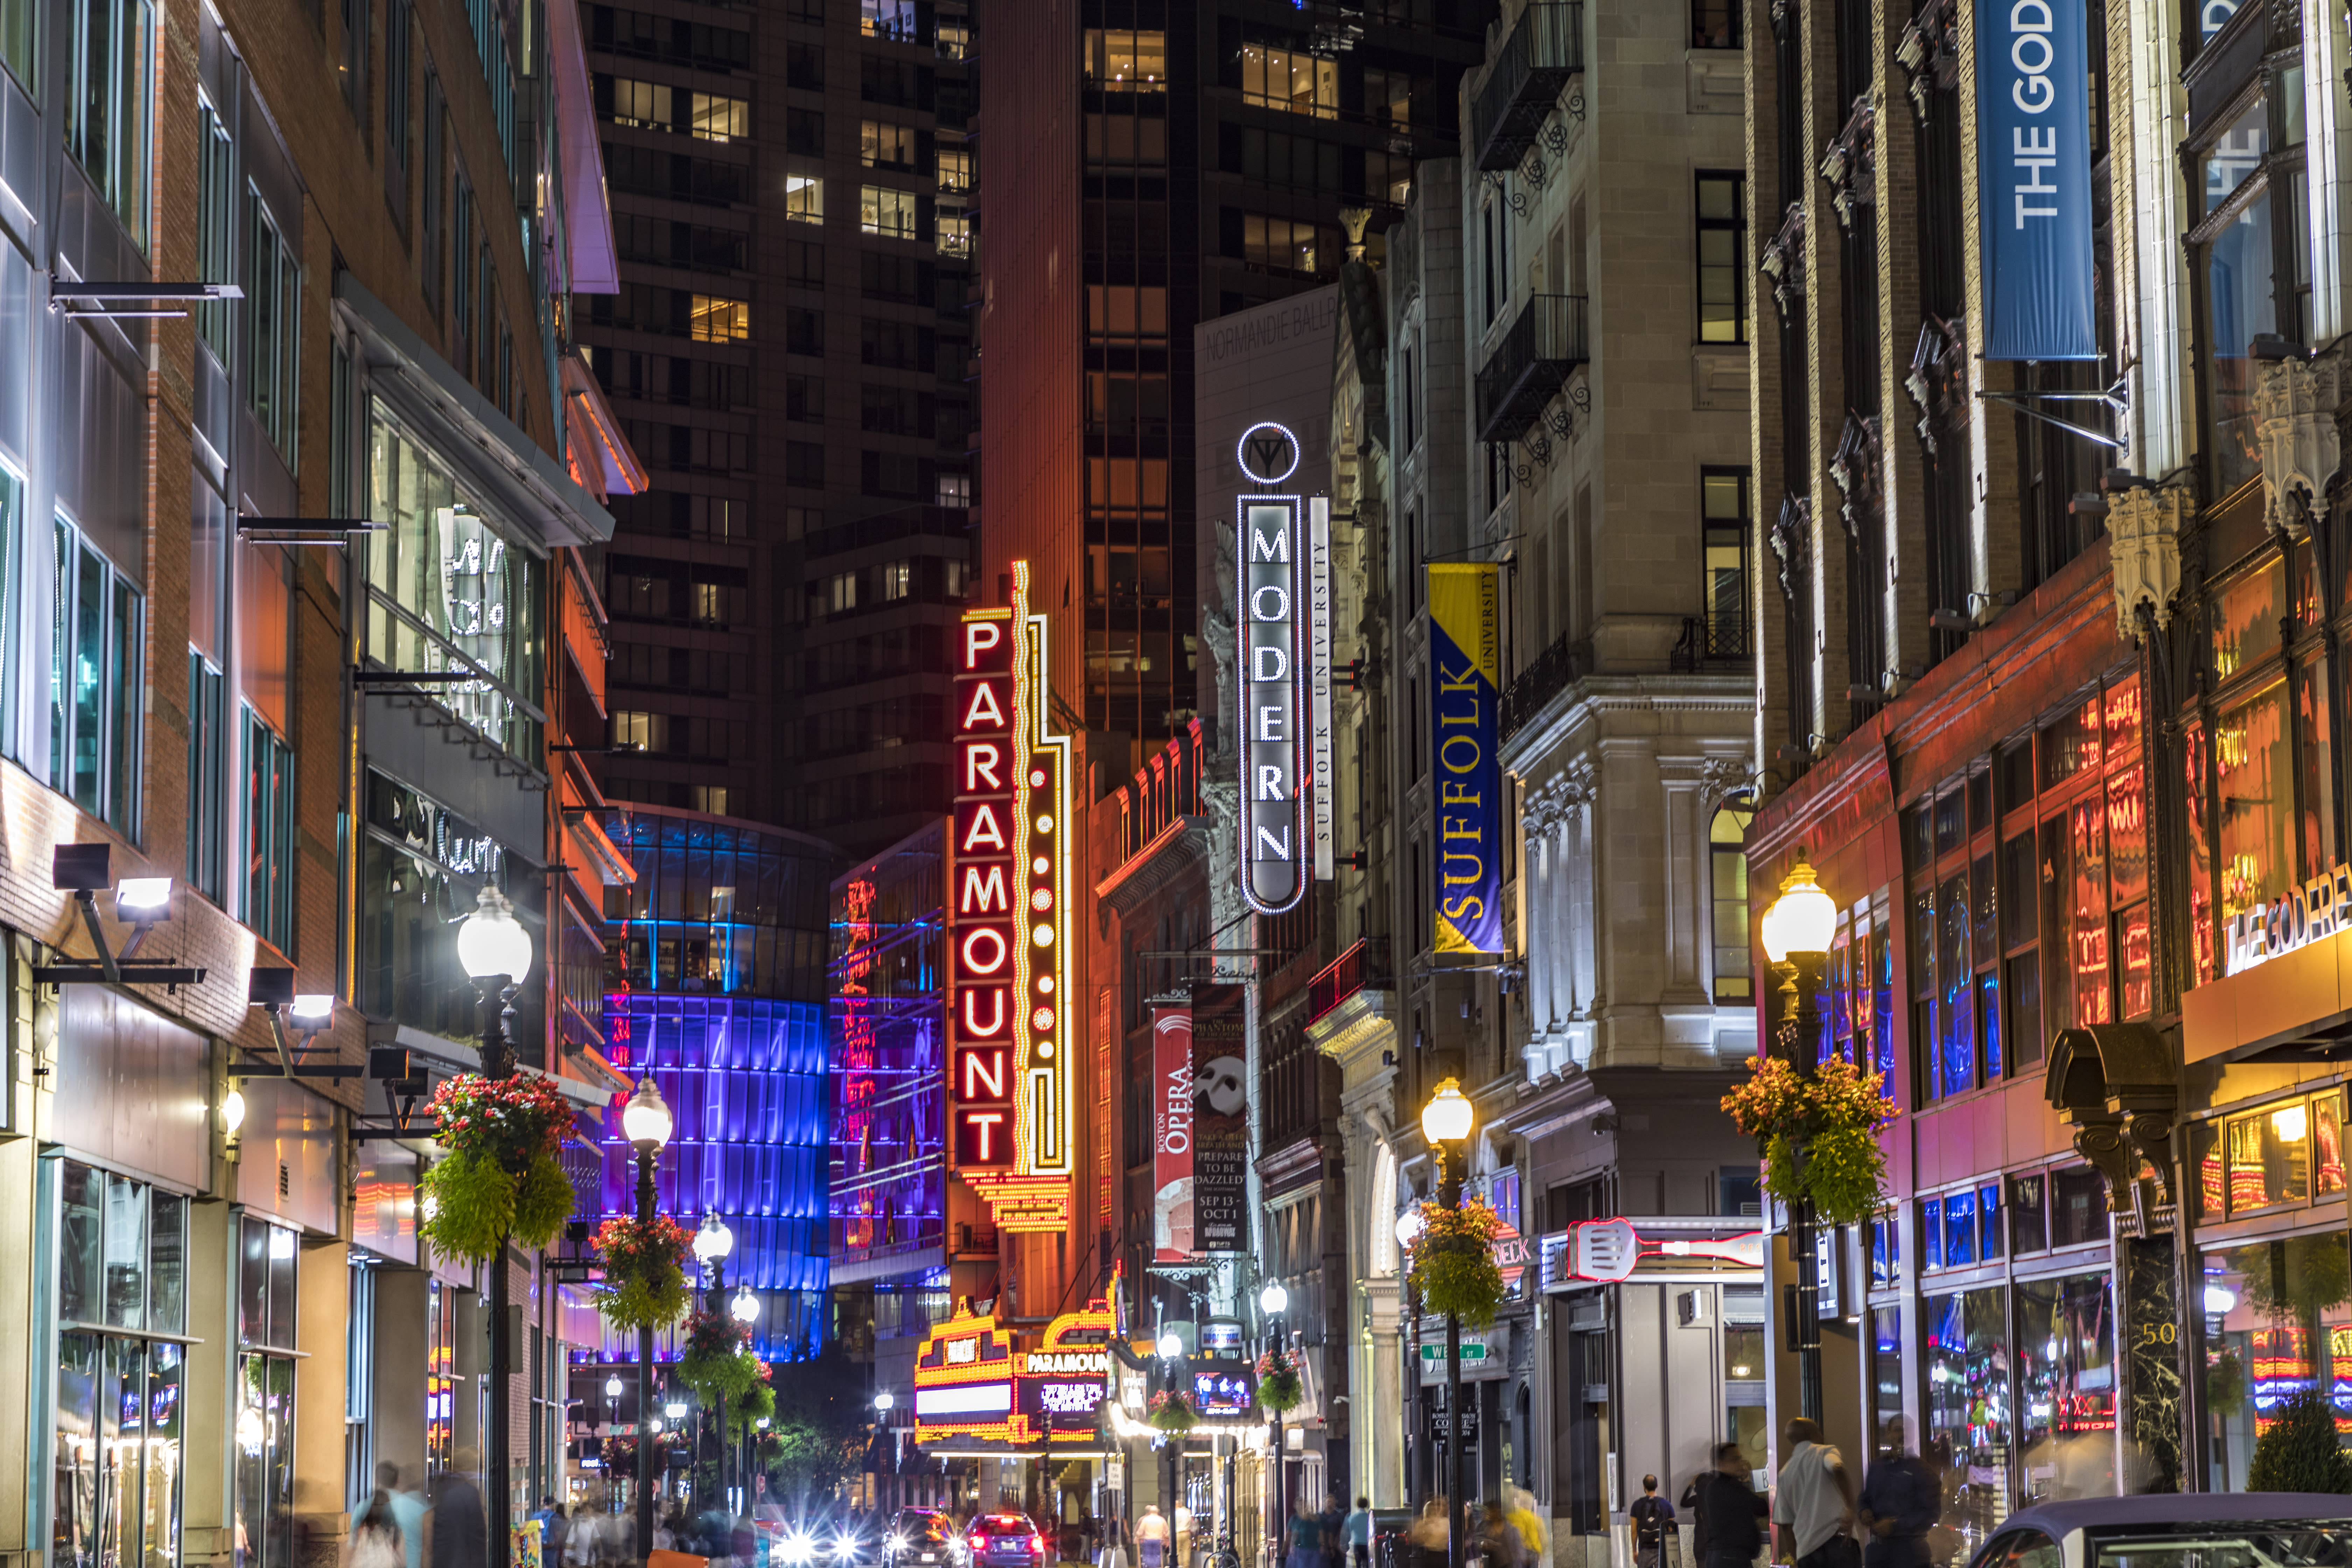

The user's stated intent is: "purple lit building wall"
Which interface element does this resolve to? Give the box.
[589,804,838,1362]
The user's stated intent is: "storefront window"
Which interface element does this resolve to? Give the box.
[2216,683,2291,953]
[1943,1189,1977,1268]
[1871,1306,1905,1456]
[2228,1102,2312,1211]
[2192,1121,2226,1220]
[2017,1272,2116,1502]
[236,1217,300,1568]
[366,401,546,764]
[2203,1234,2352,1493]
[50,1163,186,1568]
[2010,1174,2047,1253]
[2050,1167,2107,1248]
[1924,1288,2009,1558]
[2212,560,2284,682]
[2185,718,2216,985]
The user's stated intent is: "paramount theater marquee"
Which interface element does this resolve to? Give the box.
[949,560,1076,1230]
[912,1298,1115,1450]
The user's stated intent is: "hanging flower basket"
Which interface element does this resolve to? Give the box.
[1721,1055,1897,1227]
[593,1214,694,1330]
[1147,1389,1199,1433]
[1254,1348,1302,1414]
[1405,1198,1508,1329]
[677,1307,765,1404]
[731,1373,777,1431]
[418,1073,580,1262]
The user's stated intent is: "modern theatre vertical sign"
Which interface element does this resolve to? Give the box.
[1235,422,1308,915]
[948,561,1074,1229]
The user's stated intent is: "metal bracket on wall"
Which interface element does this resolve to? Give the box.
[1974,377,2131,449]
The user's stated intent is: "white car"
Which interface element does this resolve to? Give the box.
[1962,1494,2352,1568]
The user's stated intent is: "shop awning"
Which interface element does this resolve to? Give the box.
[2180,927,2352,1064]
[562,353,648,502]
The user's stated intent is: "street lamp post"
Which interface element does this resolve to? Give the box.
[623,1077,676,1556]
[730,1281,759,1506]
[457,886,535,1568]
[694,1213,736,1506]
[1419,1079,1474,1568]
[604,1375,625,1512]
[1759,852,1837,1424]
[1156,1329,1184,1545]
[1258,1280,1289,1568]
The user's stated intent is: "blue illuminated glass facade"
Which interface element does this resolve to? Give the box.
[827,822,951,1340]
[595,805,837,1362]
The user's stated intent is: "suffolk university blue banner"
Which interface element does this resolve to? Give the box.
[1975,0,2098,360]
[1428,565,1502,954]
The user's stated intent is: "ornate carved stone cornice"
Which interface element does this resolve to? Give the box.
[2106,481,2193,637]
[2255,347,2343,539]
[1759,203,1806,318]
[1820,95,1876,232]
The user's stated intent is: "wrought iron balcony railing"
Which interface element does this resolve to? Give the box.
[1476,294,1589,445]
[1471,3,1586,170]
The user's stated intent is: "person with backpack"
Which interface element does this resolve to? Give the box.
[1629,1476,1676,1568]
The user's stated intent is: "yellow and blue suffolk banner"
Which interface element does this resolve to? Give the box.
[1428,564,1502,953]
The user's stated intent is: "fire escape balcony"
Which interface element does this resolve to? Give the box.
[1476,294,1589,445]
[1470,2,1584,170]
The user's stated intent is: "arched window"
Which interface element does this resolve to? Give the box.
[1711,793,1757,1004]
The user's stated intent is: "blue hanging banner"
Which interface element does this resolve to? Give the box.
[1975,0,2100,360]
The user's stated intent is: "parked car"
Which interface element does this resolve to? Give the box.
[1959,1493,2352,1568]
[886,1511,964,1568]
[965,1513,1046,1568]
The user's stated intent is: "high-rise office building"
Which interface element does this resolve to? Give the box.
[580,0,976,856]
[981,0,1493,768]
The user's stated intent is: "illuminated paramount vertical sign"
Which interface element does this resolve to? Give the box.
[1236,422,1307,915]
[949,562,1073,1226]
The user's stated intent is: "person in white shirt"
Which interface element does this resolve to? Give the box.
[1772,1419,1858,1568]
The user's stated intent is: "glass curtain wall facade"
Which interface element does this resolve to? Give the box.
[594,805,835,1361]
[826,820,951,1414]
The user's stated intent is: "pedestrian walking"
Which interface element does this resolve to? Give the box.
[1771,1420,1858,1568]
[349,1484,405,1568]
[1856,1444,1939,1568]
[1135,1505,1170,1568]
[1286,1503,1324,1568]
[1688,1442,1765,1568]
[1629,1476,1676,1568]
[1342,1498,1372,1568]
[432,1450,488,1568]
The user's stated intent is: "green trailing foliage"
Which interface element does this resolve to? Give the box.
[1406,1199,1508,1330]
[1723,1056,1897,1228]
[678,1308,764,1405]
[2247,1388,2352,1493]
[1148,1390,1198,1433]
[418,1073,580,1262]
[593,1214,693,1331]
[732,1379,777,1431]
[1254,1348,1302,1414]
